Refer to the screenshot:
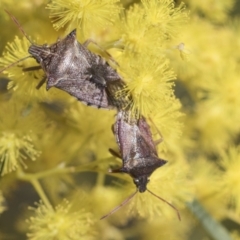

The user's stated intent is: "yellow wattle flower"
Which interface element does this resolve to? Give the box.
[47,0,121,37]
[27,199,95,240]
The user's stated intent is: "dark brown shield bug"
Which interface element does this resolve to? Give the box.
[1,10,129,109]
[101,111,180,220]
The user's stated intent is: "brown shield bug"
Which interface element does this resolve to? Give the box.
[101,111,181,220]
[0,10,128,109]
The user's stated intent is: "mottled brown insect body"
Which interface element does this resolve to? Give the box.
[29,29,124,108]
[1,10,129,109]
[112,111,167,192]
[102,112,180,220]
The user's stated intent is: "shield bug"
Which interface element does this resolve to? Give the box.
[101,111,180,220]
[0,10,129,109]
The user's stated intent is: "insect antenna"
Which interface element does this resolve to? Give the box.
[100,190,138,220]
[0,10,34,74]
[147,189,181,221]
[4,9,34,45]
[0,55,32,74]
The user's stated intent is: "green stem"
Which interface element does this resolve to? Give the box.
[96,172,105,187]
[187,199,232,240]
[16,166,73,210]
[18,166,74,181]
[30,178,52,210]
[33,166,75,179]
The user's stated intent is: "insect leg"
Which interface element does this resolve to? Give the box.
[83,39,118,66]
[148,118,164,146]
[23,66,42,72]
[36,76,47,89]
[109,148,121,159]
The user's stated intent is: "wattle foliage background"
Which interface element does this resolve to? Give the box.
[0,0,240,239]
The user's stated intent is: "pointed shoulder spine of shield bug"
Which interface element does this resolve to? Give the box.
[1,11,130,110]
[102,111,181,221]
